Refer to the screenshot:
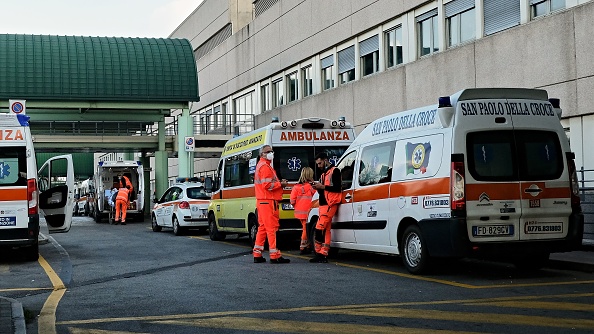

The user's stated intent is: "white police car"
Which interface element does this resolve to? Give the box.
[151,178,210,235]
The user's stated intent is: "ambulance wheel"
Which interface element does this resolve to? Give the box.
[25,243,39,262]
[208,213,225,241]
[151,215,162,232]
[173,216,184,236]
[248,215,258,247]
[401,225,430,274]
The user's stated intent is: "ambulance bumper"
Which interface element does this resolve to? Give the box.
[0,215,39,247]
[419,212,584,258]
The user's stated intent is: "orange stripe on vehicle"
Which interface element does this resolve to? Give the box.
[222,187,255,199]
[0,188,27,201]
[352,184,390,202]
[389,177,450,198]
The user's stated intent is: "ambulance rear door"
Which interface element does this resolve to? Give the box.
[38,155,74,233]
[504,99,571,241]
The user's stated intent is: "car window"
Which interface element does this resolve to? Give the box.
[187,187,210,199]
[466,130,562,181]
[0,146,26,186]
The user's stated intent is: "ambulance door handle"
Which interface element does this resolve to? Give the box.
[479,217,489,221]
[345,194,352,201]
[500,216,510,220]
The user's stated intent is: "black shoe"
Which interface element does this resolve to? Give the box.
[309,254,328,263]
[299,248,312,255]
[270,257,290,264]
[121,222,126,225]
[254,257,266,263]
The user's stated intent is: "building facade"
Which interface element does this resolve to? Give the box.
[169,0,594,179]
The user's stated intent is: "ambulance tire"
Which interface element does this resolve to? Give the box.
[151,214,162,232]
[208,213,226,241]
[513,252,550,271]
[248,215,258,247]
[25,242,39,262]
[401,224,431,274]
[173,216,185,236]
[84,203,90,216]
[94,211,102,223]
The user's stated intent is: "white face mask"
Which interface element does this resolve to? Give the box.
[266,152,274,161]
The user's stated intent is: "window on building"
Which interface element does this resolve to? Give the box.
[338,46,355,84]
[532,0,565,18]
[261,84,270,112]
[321,55,335,91]
[446,0,476,47]
[272,78,283,108]
[233,92,253,136]
[302,66,313,97]
[385,26,403,68]
[221,103,228,132]
[286,71,298,103]
[484,0,521,36]
[199,112,207,135]
[417,9,439,57]
[213,105,221,129]
[360,35,379,77]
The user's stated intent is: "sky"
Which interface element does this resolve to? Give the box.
[0,0,204,38]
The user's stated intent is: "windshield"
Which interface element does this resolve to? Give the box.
[273,146,348,181]
[187,187,210,199]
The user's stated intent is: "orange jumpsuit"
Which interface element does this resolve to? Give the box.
[115,187,130,223]
[314,166,341,256]
[253,158,284,260]
[290,182,315,251]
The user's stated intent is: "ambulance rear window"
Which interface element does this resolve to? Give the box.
[0,147,27,186]
[467,130,563,181]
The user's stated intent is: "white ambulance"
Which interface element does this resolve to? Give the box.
[0,114,74,261]
[93,160,145,223]
[321,88,583,274]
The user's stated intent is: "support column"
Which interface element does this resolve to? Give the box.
[177,107,194,178]
[155,120,169,199]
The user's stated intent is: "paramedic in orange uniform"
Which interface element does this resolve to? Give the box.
[253,145,290,264]
[310,152,342,263]
[290,167,316,254]
[114,177,131,225]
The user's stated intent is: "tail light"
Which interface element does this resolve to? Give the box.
[179,201,190,209]
[450,154,466,217]
[27,178,38,215]
[566,152,581,212]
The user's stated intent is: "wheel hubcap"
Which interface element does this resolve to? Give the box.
[405,233,422,267]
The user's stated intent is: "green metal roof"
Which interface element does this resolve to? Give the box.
[0,34,199,102]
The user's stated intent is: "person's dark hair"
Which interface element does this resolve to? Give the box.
[315,152,328,160]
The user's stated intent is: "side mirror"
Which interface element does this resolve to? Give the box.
[204,176,213,192]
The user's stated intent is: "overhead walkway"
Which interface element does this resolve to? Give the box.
[0,34,203,199]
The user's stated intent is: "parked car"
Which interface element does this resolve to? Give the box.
[151,178,211,235]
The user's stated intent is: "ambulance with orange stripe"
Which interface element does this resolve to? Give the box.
[0,114,74,261]
[323,88,583,274]
[207,117,355,246]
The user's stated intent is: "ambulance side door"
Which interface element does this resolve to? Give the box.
[332,150,357,243]
[38,154,74,233]
[351,141,395,247]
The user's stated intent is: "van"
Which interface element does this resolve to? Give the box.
[318,88,583,274]
[208,117,355,245]
[93,160,144,223]
[0,114,74,260]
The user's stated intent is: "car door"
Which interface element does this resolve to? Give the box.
[156,188,175,226]
[38,155,74,233]
[332,150,357,244]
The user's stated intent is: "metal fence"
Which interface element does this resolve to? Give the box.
[578,167,594,242]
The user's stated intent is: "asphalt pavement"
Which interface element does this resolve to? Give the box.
[1,236,593,334]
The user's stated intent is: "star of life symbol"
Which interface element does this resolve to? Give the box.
[0,162,10,179]
[329,156,339,166]
[287,157,302,172]
[412,145,425,169]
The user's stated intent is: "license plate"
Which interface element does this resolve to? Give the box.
[472,225,514,237]
[0,216,16,226]
[281,203,294,210]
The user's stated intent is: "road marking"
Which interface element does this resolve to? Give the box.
[69,328,149,334]
[153,316,483,334]
[467,300,594,312]
[0,288,53,292]
[57,292,594,326]
[316,306,594,330]
[38,254,67,334]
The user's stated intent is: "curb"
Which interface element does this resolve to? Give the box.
[1,297,26,334]
[547,259,594,273]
